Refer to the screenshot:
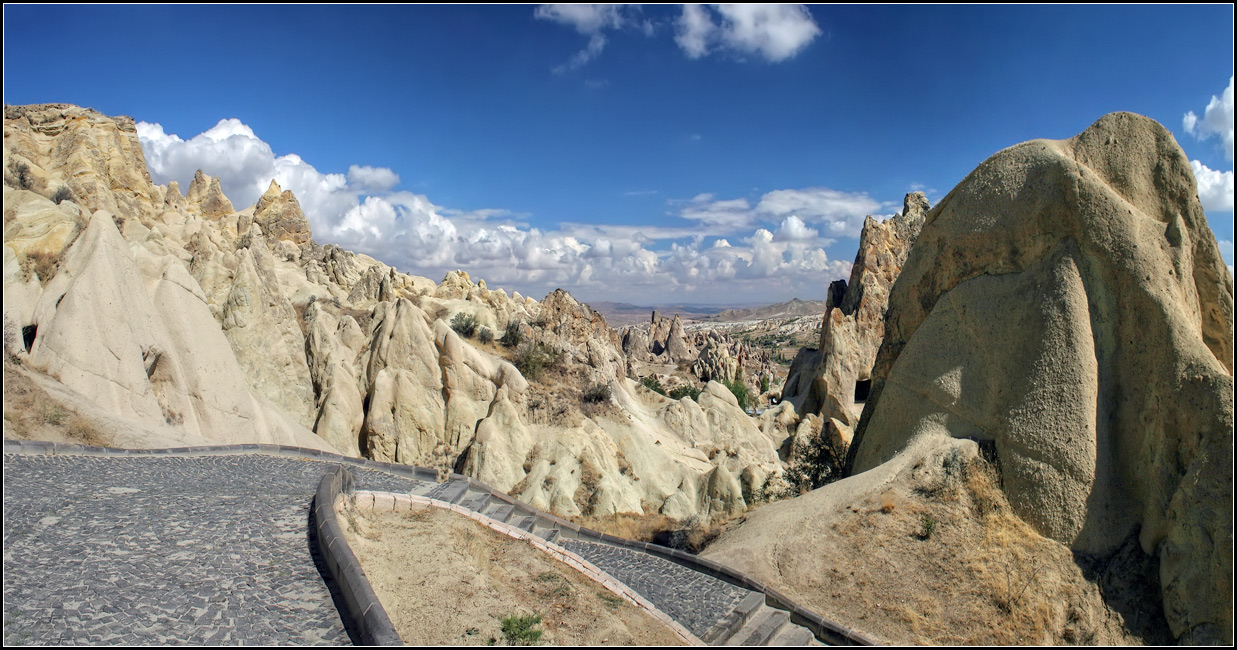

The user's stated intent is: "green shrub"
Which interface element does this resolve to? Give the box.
[918,513,938,540]
[500,321,523,347]
[582,383,611,404]
[450,312,478,338]
[500,613,542,646]
[723,379,749,411]
[14,162,34,190]
[477,327,494,344]
[783,432,846,494]
[640,375,666,395]
[514,342,562,380]
[760,374,770,394]
[51,186,74,205]
[668,385,701,401]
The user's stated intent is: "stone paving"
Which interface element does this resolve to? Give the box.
[2,453,428,645]
[560,538,756,640]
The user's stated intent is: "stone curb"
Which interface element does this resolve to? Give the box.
[314,467,403,646]
[350,490,704,647]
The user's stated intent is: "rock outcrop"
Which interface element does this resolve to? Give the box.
[4,102,792,523]
[4,104,162,223]
[252,179,311,244]
[781,192,926,452]
[848,113,1233,643]
[185,169,234,218]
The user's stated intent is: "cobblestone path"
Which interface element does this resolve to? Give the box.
[560,538,756,639]
[2,453,427,645]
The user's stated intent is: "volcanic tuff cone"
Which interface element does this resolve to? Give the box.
[707,112,1234,644]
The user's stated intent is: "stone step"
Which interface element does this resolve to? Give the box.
[512,516,537,533]
[769,623,815,646]
[438,481,469,505]
[485,504,515,523]
[725,606,788,646]
[703,592,764,644]
[459,491,492,511]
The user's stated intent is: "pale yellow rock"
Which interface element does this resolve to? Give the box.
[848,112,1233,643]
[252,179,311,244]
[4,104,162,224]
[185,169,234,218]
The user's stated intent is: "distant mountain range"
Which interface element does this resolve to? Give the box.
[590,298,826,327]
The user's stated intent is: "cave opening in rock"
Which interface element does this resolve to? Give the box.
[854,379,871,402]
[22,324,36,352]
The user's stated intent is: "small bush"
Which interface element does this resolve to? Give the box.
[723,379,749,411]
[51,186,74,205]
[760,374,770,394]
[477,327,494,344]
[918,513,938,540]
[582,383,611,404]
[668,385,701,401]
[500,613,542,646]
[514,342,562,381]
[640,375,666,395]
[450,312,478,338]
[500,320,523,347]
[14,162,34,190]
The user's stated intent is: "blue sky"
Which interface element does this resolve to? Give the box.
[4,5,1233,305]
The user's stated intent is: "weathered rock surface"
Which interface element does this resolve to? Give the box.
[252,179,311,244]
[185,169,234,218]
[847,112,1233,643]
[3,102,795,523]
[3,104,162,223]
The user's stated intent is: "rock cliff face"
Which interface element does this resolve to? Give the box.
[3,103,786,522]
[781,192,926,452]
[848,113,1233,643]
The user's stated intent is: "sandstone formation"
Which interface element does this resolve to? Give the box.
[782,192,926,435]
[185,169,234,218]
[844,113,1232,643]
[252,179,311,244]
[3,103,790,522]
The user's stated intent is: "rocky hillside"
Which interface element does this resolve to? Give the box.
[705,113,1234,645]
[2,103,797,521]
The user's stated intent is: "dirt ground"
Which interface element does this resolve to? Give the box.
[703,438,1171,646]
[339,504,687,646]
[3,356,106,445]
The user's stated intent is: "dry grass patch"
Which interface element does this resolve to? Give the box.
[339,504,686,646]
[3,358,107,446]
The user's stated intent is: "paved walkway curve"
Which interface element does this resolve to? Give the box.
[3,441,871,646]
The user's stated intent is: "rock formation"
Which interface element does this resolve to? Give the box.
[3,102,790,523]
[845,113,1231,643]
[781,192,927,450]
[252,179,311,244]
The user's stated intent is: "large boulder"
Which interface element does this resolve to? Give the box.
[848,112,1233,643]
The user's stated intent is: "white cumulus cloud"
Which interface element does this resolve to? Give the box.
[1184,76,1234,162]
[347,165,400,193]
[675,4,820,62]
[1191,160,1234,212]
[139,116,864,303]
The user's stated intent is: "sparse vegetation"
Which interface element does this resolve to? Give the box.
[513,341,563,381]
[640,375,666,395]
[500,321,523,347]
[51,186,74,205]
[450,312,478,338]
[760,374,770,394]
[26,250,59,284]
[581,383,611,404]
[918,513,938,540]
[782,430,847,494]
[500,613,542,646]
[477,327,494,344]
[12,161,34,190]
[668,385,701,401]
[723,378,749,411]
